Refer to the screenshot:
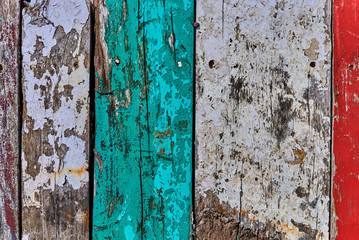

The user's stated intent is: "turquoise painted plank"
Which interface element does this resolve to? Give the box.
[93,0,194,239]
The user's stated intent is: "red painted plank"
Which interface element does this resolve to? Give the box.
[333,0,359,238]
[0,1,20,239]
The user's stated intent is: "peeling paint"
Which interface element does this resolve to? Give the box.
[93,0,193,239]
[195,0,331,239]
[0,0,20,239]
[22,0,90,238]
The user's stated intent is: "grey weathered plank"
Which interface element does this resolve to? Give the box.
[21,1,91,239]
[195,0,331,239]
[0,0,20,239]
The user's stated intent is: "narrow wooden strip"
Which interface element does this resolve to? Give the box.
[0,1,20,239]
[333,1,359,238]
[93,0,194,239]
[195,0,331,239]
[21,1,90,239]
[142,1,193,238]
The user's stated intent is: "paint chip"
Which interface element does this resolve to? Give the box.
[354,93,359,103]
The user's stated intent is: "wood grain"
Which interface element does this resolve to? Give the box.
[0,1,20,239]
[195,0,331,239]
[333,0,359,238]
[21,0,90,239]
[93,0,194,239]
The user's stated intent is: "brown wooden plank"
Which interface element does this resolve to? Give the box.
[21,1,91,239]
[194,0,331,239]
[0,1,20,239]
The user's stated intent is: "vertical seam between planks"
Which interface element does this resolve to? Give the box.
[329,0,334,239]
[143,1,149,237]
[191,0,197,239]
[89,2,96,239]
[18,0,23,238]
[140,1,146,238]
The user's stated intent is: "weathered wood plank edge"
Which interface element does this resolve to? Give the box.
[191,2,198,238]
[88,1,95,240]
[329,1,334,239]
[0,0,21,238]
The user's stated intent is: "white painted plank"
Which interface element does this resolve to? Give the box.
[22,1,90,238]
[195,1,331,239]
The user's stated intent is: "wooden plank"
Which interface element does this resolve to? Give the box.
[21,1,90,239]
[333,0,359,238]
[0,1,20,239]
[195,0,331,239]
[93,0,194,239]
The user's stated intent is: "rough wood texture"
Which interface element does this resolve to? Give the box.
[22,0,90,239]
[93,0,194,239]
[333,0,359,238]
[0,1,19,239]
[195,0,331,239]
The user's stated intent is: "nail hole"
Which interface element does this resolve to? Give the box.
[209,60,215,69]
[0,64,3,72]
[73,61,79,69]
[349,65,354,70]
[115,57,120,66]
[310,62,315,68]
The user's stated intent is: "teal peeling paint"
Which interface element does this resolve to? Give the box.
[93,0,194,239]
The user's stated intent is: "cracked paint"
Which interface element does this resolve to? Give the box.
[195,0,331,239]
[22,0,90,239]
[93,0,194,239]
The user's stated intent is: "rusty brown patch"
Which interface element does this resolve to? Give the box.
[195,191,287,240]
[94,0,111,93]
[154,129,172,139]
[158,148,165,154]
[67,166,88,177]
[195,190,239,240]
[84,210,90,232]
[290,148,307,165]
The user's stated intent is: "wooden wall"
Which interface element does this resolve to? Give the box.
[0,0,357,239]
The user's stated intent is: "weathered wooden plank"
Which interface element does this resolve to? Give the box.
[195,0,331,239]
[333,1,359,238]
[22,1,90,239]
[93,0,194,239]
[0,1,20,239]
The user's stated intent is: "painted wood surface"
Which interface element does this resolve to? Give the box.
[22,0,90,239]
[195,0,331,239]
[0,1,20,239]
[93,0,194,239]
[333,0,359,238]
